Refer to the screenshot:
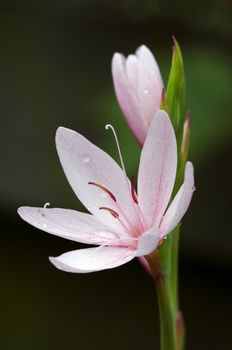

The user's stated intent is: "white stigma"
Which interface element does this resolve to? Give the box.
[105,124,126,174]
[43,202,51,208]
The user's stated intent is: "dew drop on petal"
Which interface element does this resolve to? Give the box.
[43,223,47,228]
[81,154,91,163]
[143,89,149,94]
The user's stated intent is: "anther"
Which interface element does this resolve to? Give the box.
[131,175,138,204]
[88,182,116,202]
[99,207,119,218]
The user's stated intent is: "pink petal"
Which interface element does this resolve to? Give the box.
[136,226,160,257]
[112,53,146,145]
[133,46,163,131]
[18,206,121,245]
[138,110,177,228]
[49,246,135,273]
[135,45,163,90]
[112,46,163,146]
[160,162,195,237]
[56,127,139,234]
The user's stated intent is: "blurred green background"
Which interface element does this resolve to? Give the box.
[1,1,232,349]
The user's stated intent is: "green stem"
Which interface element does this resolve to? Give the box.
[169,227,180,312]
[155,275,176,350]
[146,227,186,350]
[146,252,176,350]
[171,230,185,350]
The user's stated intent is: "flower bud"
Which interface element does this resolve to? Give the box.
[112,45,163,146]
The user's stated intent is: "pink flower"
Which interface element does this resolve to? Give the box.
[112,45,164,146]
[18,110,194,273]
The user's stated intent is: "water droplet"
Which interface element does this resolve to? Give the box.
[43,223,47,228]
[143,89,149,94]
[82,154,91,163]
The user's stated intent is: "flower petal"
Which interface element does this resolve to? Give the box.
[135,45,163,90]
[18,206,121,245]
[136,226,160,257]
[138,110,177,228]
[49,246,135,273]
[112,53,146,145]
[134,46,163,129]
[160,162,195,237]
[56,127,139,234]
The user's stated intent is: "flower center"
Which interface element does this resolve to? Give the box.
[86,123,145,235]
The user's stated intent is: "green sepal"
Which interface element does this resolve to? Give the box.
[166,37,186,140]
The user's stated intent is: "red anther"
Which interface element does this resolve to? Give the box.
[99,207,119,218]
[131,175,138,204]
[88,182,116,202]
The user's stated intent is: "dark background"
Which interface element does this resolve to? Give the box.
[1,1,232,349]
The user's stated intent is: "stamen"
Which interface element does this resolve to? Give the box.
[130,175,138,204]
[99,207,119,218]
[105,124,126,173]
[88,182,116,202]
[43,202,50,208]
